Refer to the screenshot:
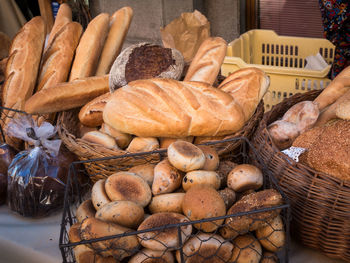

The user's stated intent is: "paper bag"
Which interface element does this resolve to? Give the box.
[160,10,210,64]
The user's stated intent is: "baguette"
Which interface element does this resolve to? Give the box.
[218,67,270,122]
[45,3,72,51]
[79,92,111,127]
[95,7,133,76]
[69,13,110,81]
[184,37,227,85]
[103,78,246,137]
[37,22,83,92]
[25,75,109,114]
[313,66,350,111]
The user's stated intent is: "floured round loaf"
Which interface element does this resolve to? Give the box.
[109,42,184,92]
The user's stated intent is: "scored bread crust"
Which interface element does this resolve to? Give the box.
[103,78,246,137]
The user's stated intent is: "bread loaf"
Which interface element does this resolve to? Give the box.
[103,78,246,137]
[25,75,109,114]
[2,17,46,113]
[218,67,270,122]
[184,37,227,85]
[109,43,184,92]
[45,3,72,51]
[313,65,350,110]
[69,13,110,80]
[79,92,111,127]
[37,22,83,92]
[95,7,133,76]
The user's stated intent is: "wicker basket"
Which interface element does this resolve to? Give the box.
[57,102,264,182]
[251,90,350,262]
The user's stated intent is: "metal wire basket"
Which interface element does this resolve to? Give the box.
[59,137,291,263]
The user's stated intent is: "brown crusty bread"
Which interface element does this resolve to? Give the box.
[45,3,72,52]
[37,22,83,92]
[103,78,246,137]
[69,13,110,81]
[25,75,109,114]
[95,7,133,76]
[184,37,227,85]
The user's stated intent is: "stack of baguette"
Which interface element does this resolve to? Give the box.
[69,140,286,262]
[267,65,350,180]
[1,4,134,147]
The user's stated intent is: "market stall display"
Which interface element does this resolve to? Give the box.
[59,138,290,262]
[251,66,350,261]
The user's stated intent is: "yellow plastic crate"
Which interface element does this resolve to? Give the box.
[221,30,335,111]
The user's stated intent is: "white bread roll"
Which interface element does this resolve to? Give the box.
[152,159,183,195]
[76,199,96,223]
[184,37,227,85]
[95,7,133,76]
[69,13,110,80]
[197,145,219,171]
[227,164,263,192]
[126,137,159,153]
[176,233,233,263]
[91,179,111,210]
[182,185,226,232]
[218,67,270,122]
[95,200,144,229]
[128,163,155,186]
[159,136,194,149]
[80,217,139,260]
[255,215,285,252]
[79,92,111,127]
[129,248,174,263]
[109,43,184,92]
[45,3,72,51]
[103,79,246,137]
[148,192,185,214]
[82,131,119,150]
[137,212,192,251]
[100,123,132,149]
[25,75,109,114]
[230,234,262,263]
[104,172,152,207]
[167,141,205,172]
[182,170,221,191]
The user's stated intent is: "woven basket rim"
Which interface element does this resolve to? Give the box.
[258,90,350,185]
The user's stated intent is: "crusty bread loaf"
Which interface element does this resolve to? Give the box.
[109,43,184,92]
[25,75,109,114]
[218,67,270,122]
[2,17,46,111]
[103,78,246,137]
[37,22,83,92]
[95,7,133,76]
[45,3,72,51]
[79,92,111,127]
[184,37,227,85]
[69,13,110,81]
[313,65,350,111]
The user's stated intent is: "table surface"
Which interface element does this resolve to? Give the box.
[0,205,347,263]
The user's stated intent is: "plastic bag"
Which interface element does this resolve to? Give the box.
[5,114,74,217]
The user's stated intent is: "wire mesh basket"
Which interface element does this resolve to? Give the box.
[59,137,291,263]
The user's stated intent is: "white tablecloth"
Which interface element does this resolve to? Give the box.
[0,205,347,263]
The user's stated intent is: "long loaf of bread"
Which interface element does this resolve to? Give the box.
[25,75,109,114]
[69,13,110,81]
[184,37,227,85]
[95,7,133,76]
[45,3,72,52]
[37,22,83,92]
[103,78,246,137]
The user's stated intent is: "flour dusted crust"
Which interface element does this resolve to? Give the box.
[109,42,184,92]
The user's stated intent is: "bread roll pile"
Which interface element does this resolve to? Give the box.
[267,65,350,180]
[69,141,286,262]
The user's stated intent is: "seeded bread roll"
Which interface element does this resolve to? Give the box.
[91,179,111,210]
[128,163,155,186]
[109,43,184,92]
[152,159,183,195]
[182,170,221,191]
[148,192,185,214]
